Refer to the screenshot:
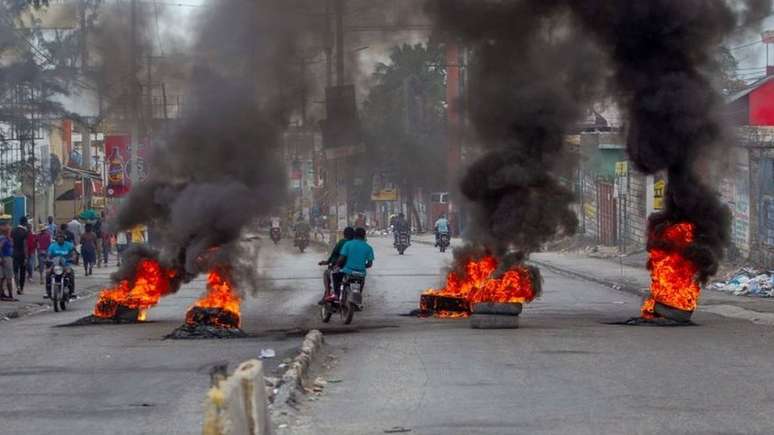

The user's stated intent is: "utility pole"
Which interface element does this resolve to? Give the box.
[324,0,333,88]
[129,0,140,186]
[79,0,92,209]
[335,0,344,87]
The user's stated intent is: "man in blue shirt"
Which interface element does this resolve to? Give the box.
[434,214,450,246]
[0,218,14,300]
[336,227,374,291]
[46,233,75,299]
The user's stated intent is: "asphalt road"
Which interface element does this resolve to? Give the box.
[289,237,774,435]
[0,237,326,435]
[5,235,774,435]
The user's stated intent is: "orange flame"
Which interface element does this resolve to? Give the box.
[185,267,241,328]
[641,222,701,318]
[422,256,535,318]
[94,259,177,319]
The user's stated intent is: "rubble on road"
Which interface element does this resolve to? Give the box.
[711,267,774,297]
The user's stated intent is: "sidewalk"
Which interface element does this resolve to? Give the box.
[0,260,117,321]
[531,251,774,316]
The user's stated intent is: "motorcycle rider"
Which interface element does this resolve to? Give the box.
[294,217,311,243]
[45,233,76,300]
[393,213,410,246]
[335,227,374,297]
[318,226,354,304]
[434,214,450,246]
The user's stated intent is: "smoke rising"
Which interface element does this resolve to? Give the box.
[427,1,607,271]
[568,0,770,281]
[102,1,318,293]
[428,0,769,283]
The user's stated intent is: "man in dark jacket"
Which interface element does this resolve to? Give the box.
[10,216,29,294]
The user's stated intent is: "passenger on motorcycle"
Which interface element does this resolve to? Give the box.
[434,214,450,246]
[335,227,374,296]
[45,233,76,299]
[393,213,410,246]
[318,226,354,304]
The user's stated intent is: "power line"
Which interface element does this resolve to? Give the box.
[730,39,762,50]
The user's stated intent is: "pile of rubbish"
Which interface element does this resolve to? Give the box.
[711,267,774,297]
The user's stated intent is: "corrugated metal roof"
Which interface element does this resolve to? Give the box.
[726,75,774,103]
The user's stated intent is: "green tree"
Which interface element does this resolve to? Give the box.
[0,0,87,197]
[361,43,446,231]
[715,46,748,95]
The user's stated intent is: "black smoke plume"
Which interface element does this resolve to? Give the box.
[427,1,607,272]
[569,0,770,281]
[428,0,769,283]
[103,1,317,292]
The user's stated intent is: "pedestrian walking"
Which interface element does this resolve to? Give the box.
[0,218,14,301]
[100,225,111,267]
[94,216,103,267]
[11,216,30,295]
[116,231,128,267]
[46,216,57,238]
[80,223,98,276]
[67,217,82,265]
[25,223,37,280]
[36,224,51,285]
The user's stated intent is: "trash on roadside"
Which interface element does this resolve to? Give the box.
[711,267,774,297]
[259,348,276,359]
[327,378,343,383]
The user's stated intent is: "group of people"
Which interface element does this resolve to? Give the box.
[0,214,115,301]
[318,226,375,303]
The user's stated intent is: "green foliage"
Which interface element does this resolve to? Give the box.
[715,46,748,95]
[361,43,447,191]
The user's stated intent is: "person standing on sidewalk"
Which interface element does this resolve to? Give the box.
[80,223,98,276]
[25,222,37,281]
[116,231,128,267]
[0,218,14,301]
[36,225,51,285]
[10,216,30,295]
[67,216,82,265]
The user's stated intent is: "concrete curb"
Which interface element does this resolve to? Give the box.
[272,329,325,406]
[203,359,271,435]
[529,259,647,298]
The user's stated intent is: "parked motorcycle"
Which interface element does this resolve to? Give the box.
[437,232,450,253]
[270,227,281,245]
[294,232,309,253]
[395,231,410,255]
[321,270,365,325]
[48,257,73,312]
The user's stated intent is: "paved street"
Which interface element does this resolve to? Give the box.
[0,239,323,435]
[290,238,774,435]
[3,236,774,434]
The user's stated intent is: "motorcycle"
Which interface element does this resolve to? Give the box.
[395,231,410,255]
[294,232,309,253]
[270,227,281,245]
[437,232,450,253]
[48,257,73,312]
[320,270,365,325]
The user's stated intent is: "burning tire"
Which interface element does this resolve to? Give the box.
[470,313,519,329]
[472,302,522,316]
[653,302,693,323]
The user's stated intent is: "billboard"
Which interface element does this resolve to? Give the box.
[104,135,130,197]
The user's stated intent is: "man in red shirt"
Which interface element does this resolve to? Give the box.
[36,225,51,285]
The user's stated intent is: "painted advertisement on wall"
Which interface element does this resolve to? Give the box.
[104,135,130,197]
